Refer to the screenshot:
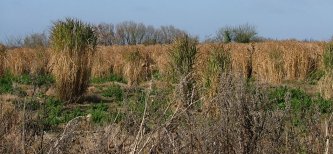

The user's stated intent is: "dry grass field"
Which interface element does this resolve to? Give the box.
[1,40,333,153]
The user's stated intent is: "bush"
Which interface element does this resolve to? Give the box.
[0,71,13,94]
[102,84,124,102]
[50,18,97,102]
[41,98,63,128]
[15,73,54,87]
[269,86,332,113]
[216,24,257,43]
[89,103,110,124]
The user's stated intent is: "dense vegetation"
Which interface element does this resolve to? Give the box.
[1,19,333,153]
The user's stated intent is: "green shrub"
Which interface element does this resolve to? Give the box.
[50,18,97,102]
[89,103,110,124]
[102,84,124,101]
[42,98,63,127]
[269,86,332,113]
[0,71,13,94]
[64,108,86,122]
[15,73,55,86]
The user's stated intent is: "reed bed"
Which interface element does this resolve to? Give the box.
[3,41,325,85]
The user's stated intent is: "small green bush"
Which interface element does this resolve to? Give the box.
[0,71,13,94]
[102,84,124,101]
[89,103,110,124]
[15,73,55,86]
[64,108,85,122]
[41,98,63,127]
[269,86,332,113]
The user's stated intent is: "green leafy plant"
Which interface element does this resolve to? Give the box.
[89,103,110,124]
[269,86,332,113]
[0,71,13,94]
[102,84,124,102]
[41,98,63,128]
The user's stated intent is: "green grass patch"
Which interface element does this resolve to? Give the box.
[15,73,54,86]
[102,84,124,102]
[89,103,111,124]
[40,98,114,128]
[0,71,13,94]
[41,98,64,128]
[269,86,332,113]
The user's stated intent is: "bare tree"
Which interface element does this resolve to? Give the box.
[23,32,48,48]
[115,21,147,45]
[95,23,115,46]
[216,24,257,43]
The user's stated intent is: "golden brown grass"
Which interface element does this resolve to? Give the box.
[49,18,97,102]
[3,41,326,86]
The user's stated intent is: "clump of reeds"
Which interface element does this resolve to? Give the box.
[0,44,6,76]
[200,44,231,115]
[123,48,154,86]
[50,18,97,102]
[169,35,198,107]
[319,42,333,99]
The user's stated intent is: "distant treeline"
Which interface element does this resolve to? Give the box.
[94,21,188,45]
[3,20,328,48]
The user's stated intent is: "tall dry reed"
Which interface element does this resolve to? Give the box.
[50,18,97,102]
[0,44,6,76]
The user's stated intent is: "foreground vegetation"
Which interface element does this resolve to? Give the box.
[1,19,333,153]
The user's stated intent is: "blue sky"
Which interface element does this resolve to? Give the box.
[1,0,333,42]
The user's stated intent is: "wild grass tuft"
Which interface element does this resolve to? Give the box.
[0,44,6,77]
[50,18,97,102]
[102,84,124,102]
[168,35,198,108]
[323,42,333,70]
[168,35,198,81]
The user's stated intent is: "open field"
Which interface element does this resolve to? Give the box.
[1,40,333,153]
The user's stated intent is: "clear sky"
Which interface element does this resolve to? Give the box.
[1,0,333,42]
